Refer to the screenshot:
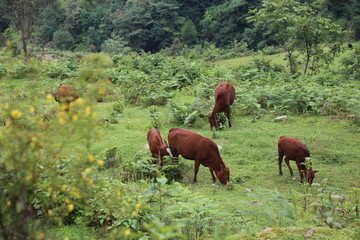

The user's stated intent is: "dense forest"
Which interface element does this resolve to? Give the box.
[0,0,359,55]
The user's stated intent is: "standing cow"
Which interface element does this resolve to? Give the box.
[54,84,79,109]
[147,128,172,166]
[278,136,318,185]
[168,128,230,185]
[208,82,236,130]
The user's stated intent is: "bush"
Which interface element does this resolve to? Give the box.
[0,63,6,77]
[52,29,75,50]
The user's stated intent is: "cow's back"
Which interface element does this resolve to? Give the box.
[278,136,309,160]
[168,128,220,164]
[215,82,235,106]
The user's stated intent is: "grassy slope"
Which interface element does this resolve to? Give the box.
[215,42,359,70]
[1,46,359,239]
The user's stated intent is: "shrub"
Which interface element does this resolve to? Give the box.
[52,29,75,50]
[112,101,125,116]
[0,63,6,77]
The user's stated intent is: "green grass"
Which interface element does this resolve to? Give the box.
[1,53,359,239]
[216,42,360,70]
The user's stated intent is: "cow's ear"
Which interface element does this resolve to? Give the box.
[313,170,319,173]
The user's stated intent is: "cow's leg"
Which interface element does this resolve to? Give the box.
[285,157,294,177]
[193,160,201,183]
[210,170,216,183]
[159,157,164,167]
[295,160,304,183]
[225,107,231,128]
[278,152,284,175]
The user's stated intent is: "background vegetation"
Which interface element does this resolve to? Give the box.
[0,0,359,239]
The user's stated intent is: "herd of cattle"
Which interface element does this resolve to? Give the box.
[55,82,318,186]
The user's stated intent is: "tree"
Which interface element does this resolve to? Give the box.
[2,0,56,55]
[248,0,345,74]
[111,0,183,52]
[181,19,198,45]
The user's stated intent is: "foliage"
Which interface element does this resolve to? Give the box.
[248,0,346,74]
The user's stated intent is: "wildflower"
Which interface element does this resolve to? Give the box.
[84,168,92,174]
[10,109,22,119]
[135,203,141,210]
[48,210,54,216]
[59,118,66,125]
[47,94,53,103]
[131,211,137,217]
[29,106,35,113]
[37,232,44,239]
[75,98,84,105]
[6,201,11,207]
[98,87,106,95]
[47,187,53,193]
[61,185,67,192]
[97,160,104,167]
[68,204,74,212]
[64,237,69,240]
[87,155,95,162]
[4,103,10,109]
[64,198,71,204]
[124,229,131,237]
[72,114,79,121]
[84,106,91,116]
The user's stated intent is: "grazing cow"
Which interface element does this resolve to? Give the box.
[147,128,172,166]
[278,136,318,185]
[55,84,79,106]
[208,82,236,130]
[168,128,230,185]
[348,43,353,49]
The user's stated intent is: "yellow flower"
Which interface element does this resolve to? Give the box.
[65,197,71,204]
[97,160,104,167]
[61,185,67,192]
[59,118,66,125]
[72,114,79,121]
[84,106,91,116]
[4,103,10,109]
[87,155,95,162]
[75,98,84,105]
[6,201,11,207]
[64,237,69,240]
[47,187,53,193]
[131,211,137,217]
[84,168,92,174]
[91,112,97,118]
[48,209,54,216]
[29,106,35,113]
[135,203,141,210]
[98,87,106,95]
[67,204,74,212]
[11,109,22,119]
[124,229,131,237]
[25,175,32,181]
[37,232,44,239]
[47,94,54,103]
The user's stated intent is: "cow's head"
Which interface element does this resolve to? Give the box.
[159,140,172,157]
[305,169,318,185]
[216,164,230,185]
[207,113,216,131]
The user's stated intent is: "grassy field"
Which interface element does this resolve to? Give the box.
[216,42,359,70]
[1,48,359,239]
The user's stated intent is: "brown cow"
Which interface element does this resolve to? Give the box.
[147,128,172,166]
[208,82,236,130]
[54,84,79,107]
[278,136,318,185]
[168,128,230,185]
